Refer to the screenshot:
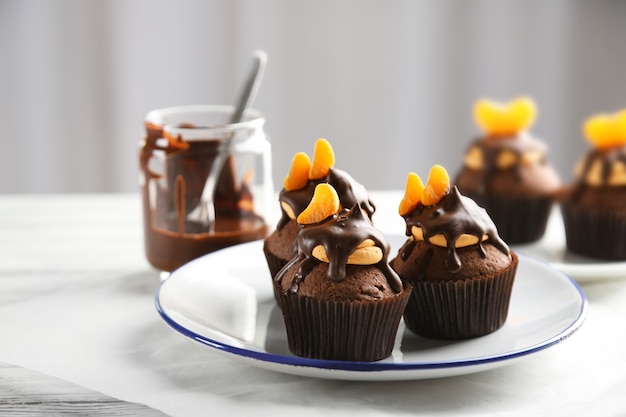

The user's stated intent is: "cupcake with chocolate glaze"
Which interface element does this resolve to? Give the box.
[391,165,518,339]
[454,97,561,243]
[263,138,375,278]
[560,108,626,260]
[274,184,410,361]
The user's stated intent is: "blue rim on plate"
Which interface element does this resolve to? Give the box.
[155,241,588,378]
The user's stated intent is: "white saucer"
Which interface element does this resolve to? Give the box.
[156,240,587,381]
[511,207,626,282]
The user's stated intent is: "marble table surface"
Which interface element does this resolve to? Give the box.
[1,193,625,416]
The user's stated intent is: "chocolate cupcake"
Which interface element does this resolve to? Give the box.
[263,138,375,278]
[454,97,561,243]
[560,108,626,260]
[391,165,518,340]
[274,184,410,361]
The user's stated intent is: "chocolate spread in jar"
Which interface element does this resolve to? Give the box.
[140,122,268,272]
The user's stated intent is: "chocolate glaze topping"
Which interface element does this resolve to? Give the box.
[277,168,375,230]
[401,186,509,274]
[276,204,402,294]
[461,134,548,195]
[572,147,626,200]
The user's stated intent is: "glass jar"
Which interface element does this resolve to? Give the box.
[139,105,273,272]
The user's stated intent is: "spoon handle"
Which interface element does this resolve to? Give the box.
[230,51,267,124]
[195,51,267,230]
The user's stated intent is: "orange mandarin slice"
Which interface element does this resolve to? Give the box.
[584,109,626,150]
[474,97,537,137]
[399,172,424,216]
[297,183,340,225]
[422,164,450,206]
[283,152,311,191]
[309,138,335,180]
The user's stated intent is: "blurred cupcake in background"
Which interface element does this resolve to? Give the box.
[454,97,561,244]
[560,108,626,260]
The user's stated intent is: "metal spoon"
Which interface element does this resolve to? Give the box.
[187,50,267,230]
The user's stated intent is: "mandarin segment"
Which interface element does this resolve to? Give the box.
[509,98,537,131]
[474,97,537,137]
[422,164,450,206]
[283,152,311,191]
[474,99,503,134]
[297,183,340,225]
[584,109,626,150]
[584,116,610,147]
[309,138,335,180]
[399,172,424,215]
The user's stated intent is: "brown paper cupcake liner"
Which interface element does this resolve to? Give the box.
[561,202,626,260]
[275,284,411,362]
[263,240,291,279]
[469,194,554,244]
[403,252,518,340]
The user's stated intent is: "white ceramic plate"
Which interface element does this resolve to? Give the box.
[156,239,587,381]
[511,208,626,282]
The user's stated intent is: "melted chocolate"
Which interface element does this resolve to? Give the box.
[402,186,509,273]
[277,168,375,230]
[461,134,548,195]
[276,204,403,294]
[140,121,267,272]
[572,147,626,200]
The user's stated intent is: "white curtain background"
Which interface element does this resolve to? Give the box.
[1,0,625,193]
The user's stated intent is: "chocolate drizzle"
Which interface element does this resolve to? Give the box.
[277,168,375,230]
[572,147,626,200]
[139,121,268,271]
[275,204,403,294]
[402,186,509,274]
[461,134,548,195]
